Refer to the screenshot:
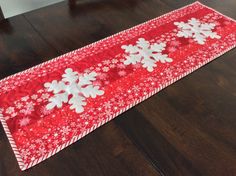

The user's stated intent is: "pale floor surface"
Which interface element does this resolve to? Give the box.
[0,0,64,18]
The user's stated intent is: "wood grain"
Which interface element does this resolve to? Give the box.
[0,0,236,175]
[0,16,58,79]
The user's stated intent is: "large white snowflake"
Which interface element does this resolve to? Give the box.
[121,38,173,72]
[174,18,221,45]
[44,68,104,113]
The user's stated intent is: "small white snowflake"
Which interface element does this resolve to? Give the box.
[37,98,43,103]
[41,93,50,99]
[102,66,109,72]
[84,68,91,73]
[44,68,104,113]
[132,85,141,92]
[118,70,127,76]
[93,80,102,86]
[70,122,76,128]
[31,94,38,100]
[26,101,34,110]
[168,46,177,52]
[20,102,34,115]
[117,63,126,69]
[4,116,11,120]
[170,40,181,46]
[104,81,109,85]
[97,73,107,80]
[111,59,118,64]
[118,100,125,106]
[132,63,142,69]
[35,138,43,144]
[29,144,36,150]
[109,64,116,68]
[40,106,52,115]
[102,60,110,65]
[95,67,101,71]
[5,107,15,114]
[15,102,23,109]
[61,126,71,135]
[53,139,59,146]
[19,117,30,127]
[38,147,46,155]
[20,148,30,160]
[121,38,173,72]
[105,109,112,117]
[104,102,111,109]
[80,113,89,120]
[37,89,44,93]
[21,96,29,101]
[174,18,221,44]
[2,86,9,91]
[12,112,18,117]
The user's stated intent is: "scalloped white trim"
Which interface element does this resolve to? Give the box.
[0,1,235,171]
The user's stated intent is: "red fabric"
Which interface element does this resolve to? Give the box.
[0,2,236,170]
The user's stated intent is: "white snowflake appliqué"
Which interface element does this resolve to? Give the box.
[44,68,104,113]
[121,38,173,72]
[174,18,221,45]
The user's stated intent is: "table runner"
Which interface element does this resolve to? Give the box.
[0,1,236,171]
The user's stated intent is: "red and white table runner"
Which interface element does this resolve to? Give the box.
[0,1,236,170]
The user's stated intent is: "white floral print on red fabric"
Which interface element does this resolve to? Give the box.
[121,38,173,72]
[174,18,221,44]
[44,68,104,113]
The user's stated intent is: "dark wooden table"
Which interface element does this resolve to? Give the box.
[0,0,236,175]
